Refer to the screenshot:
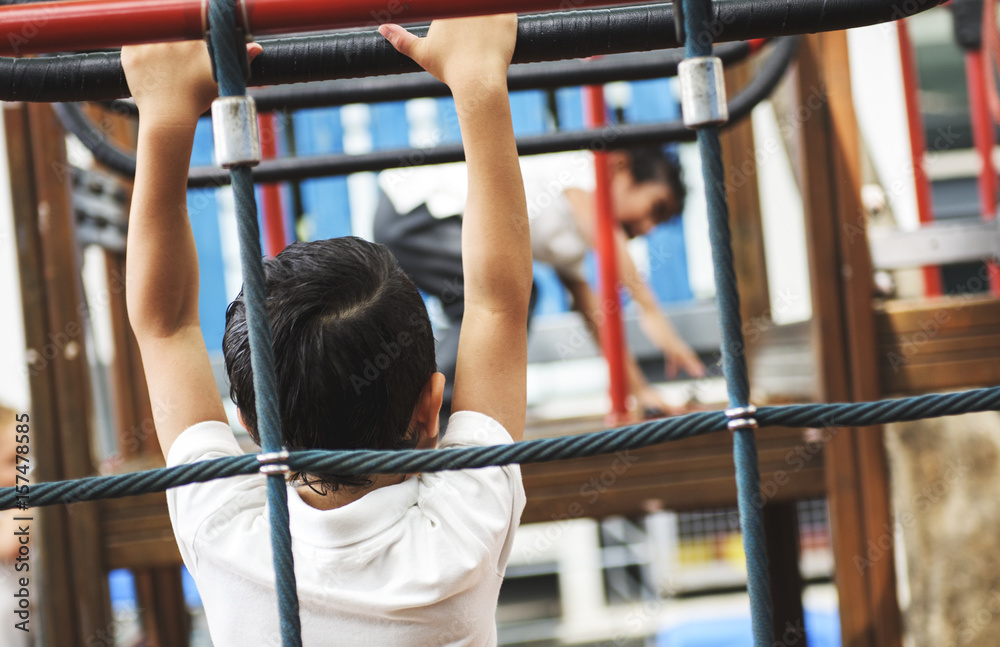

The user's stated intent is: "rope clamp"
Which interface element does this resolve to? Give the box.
[725,404,758,432]
[678,56,729,128]
[211,95,261,169]
[257,449,291,476]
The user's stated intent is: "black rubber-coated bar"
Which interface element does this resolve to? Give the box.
[179,36,797,186]
[104,41,751,115]
[58,35,796,186]
[1,0,943,103]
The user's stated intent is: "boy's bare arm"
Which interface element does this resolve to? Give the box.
[564,187,705,380]
[122,41,260,458]
[381,16,531,441]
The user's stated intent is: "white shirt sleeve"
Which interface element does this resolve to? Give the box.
[419,411,527,577]
[165,421,266,577]
[522,152,595,282]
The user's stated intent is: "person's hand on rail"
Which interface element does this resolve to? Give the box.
[122,40,263,128]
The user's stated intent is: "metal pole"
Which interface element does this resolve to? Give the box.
[965,49,1000,294]
[258,112,287,257]
[584,84,630,424]
[897,19,943,296]
[0,0,641,55]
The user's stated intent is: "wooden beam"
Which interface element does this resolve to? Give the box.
[5,101,81,647]
[28,102,113,641]
[763,502,805,642]
[102,493,181,570]
[820,31,901,647]
[876,295,1000,393]
[796,32,902,647]
[134,567,190,647]
[797,36,873,646]
[720,57,771,334]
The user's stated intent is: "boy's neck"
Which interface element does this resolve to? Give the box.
[295,473,408,511]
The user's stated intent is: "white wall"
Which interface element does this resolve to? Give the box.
[0,109,29,411]
[848,21,921,231]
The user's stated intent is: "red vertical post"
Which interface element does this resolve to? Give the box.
[966,50,1000,294]
[584,84,629,423]
[258,112,287,257]
[897,19,943,296]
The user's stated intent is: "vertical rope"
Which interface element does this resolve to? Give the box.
[680,0,775,644]
[206,1,302,645]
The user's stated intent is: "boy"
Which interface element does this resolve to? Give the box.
[122,14,530,646]
[375,147,705,420]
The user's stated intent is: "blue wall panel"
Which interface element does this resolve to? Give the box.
[371,102,410,150]
[510,90,548,136]
[434,98,462,145]
[188,118,228,352]
[293,107,352,240]
[555,87,585,131]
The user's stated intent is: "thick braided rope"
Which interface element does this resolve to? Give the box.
[681,0,773,643]
[9,7,1000,644]
[6,386,1000,509]
[206,1,301,644]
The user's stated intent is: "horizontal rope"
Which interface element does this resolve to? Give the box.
[4,385,999,511]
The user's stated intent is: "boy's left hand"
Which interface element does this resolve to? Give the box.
[122,40,262,125]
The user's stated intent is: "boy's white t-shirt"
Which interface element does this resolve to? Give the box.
[166,411,525,647]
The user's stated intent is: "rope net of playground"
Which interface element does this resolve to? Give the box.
[0,0,985,645]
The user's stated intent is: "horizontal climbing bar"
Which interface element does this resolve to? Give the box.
[3,384,1000,511]
[108,41,756,114]
[0,0,947,57]
[0,4,722,103]
[59,36,799,185]
[0,0,641,55]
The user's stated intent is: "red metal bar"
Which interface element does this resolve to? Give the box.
[0,0,205,55]
[585,84,629,424]
[245,0,611,35]
[0,0,636,55]
[897,19,943,296]
[966,49,1000,294]
[258,112,287,257]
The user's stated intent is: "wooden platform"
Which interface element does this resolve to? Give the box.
[876,295,1000,395]
[521,416,825,523]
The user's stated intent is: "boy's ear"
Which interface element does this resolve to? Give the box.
[608,150,630,173]
[414,372,445,448]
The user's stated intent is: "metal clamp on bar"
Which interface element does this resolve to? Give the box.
[257,449,291,475]
[211,96,261,168]
[678,56,729,128]
[725,404,758,432]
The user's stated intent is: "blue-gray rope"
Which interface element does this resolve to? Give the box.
[206,1,301,644]
[681,0,772,643]
[6,385,1000,509]
[13,5,1000,644]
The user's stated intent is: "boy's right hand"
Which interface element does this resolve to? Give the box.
[378,14,516,90]
[122,40,262,126]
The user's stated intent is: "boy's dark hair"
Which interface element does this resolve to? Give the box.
[223,237,436,491]
[627,146,687,223]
